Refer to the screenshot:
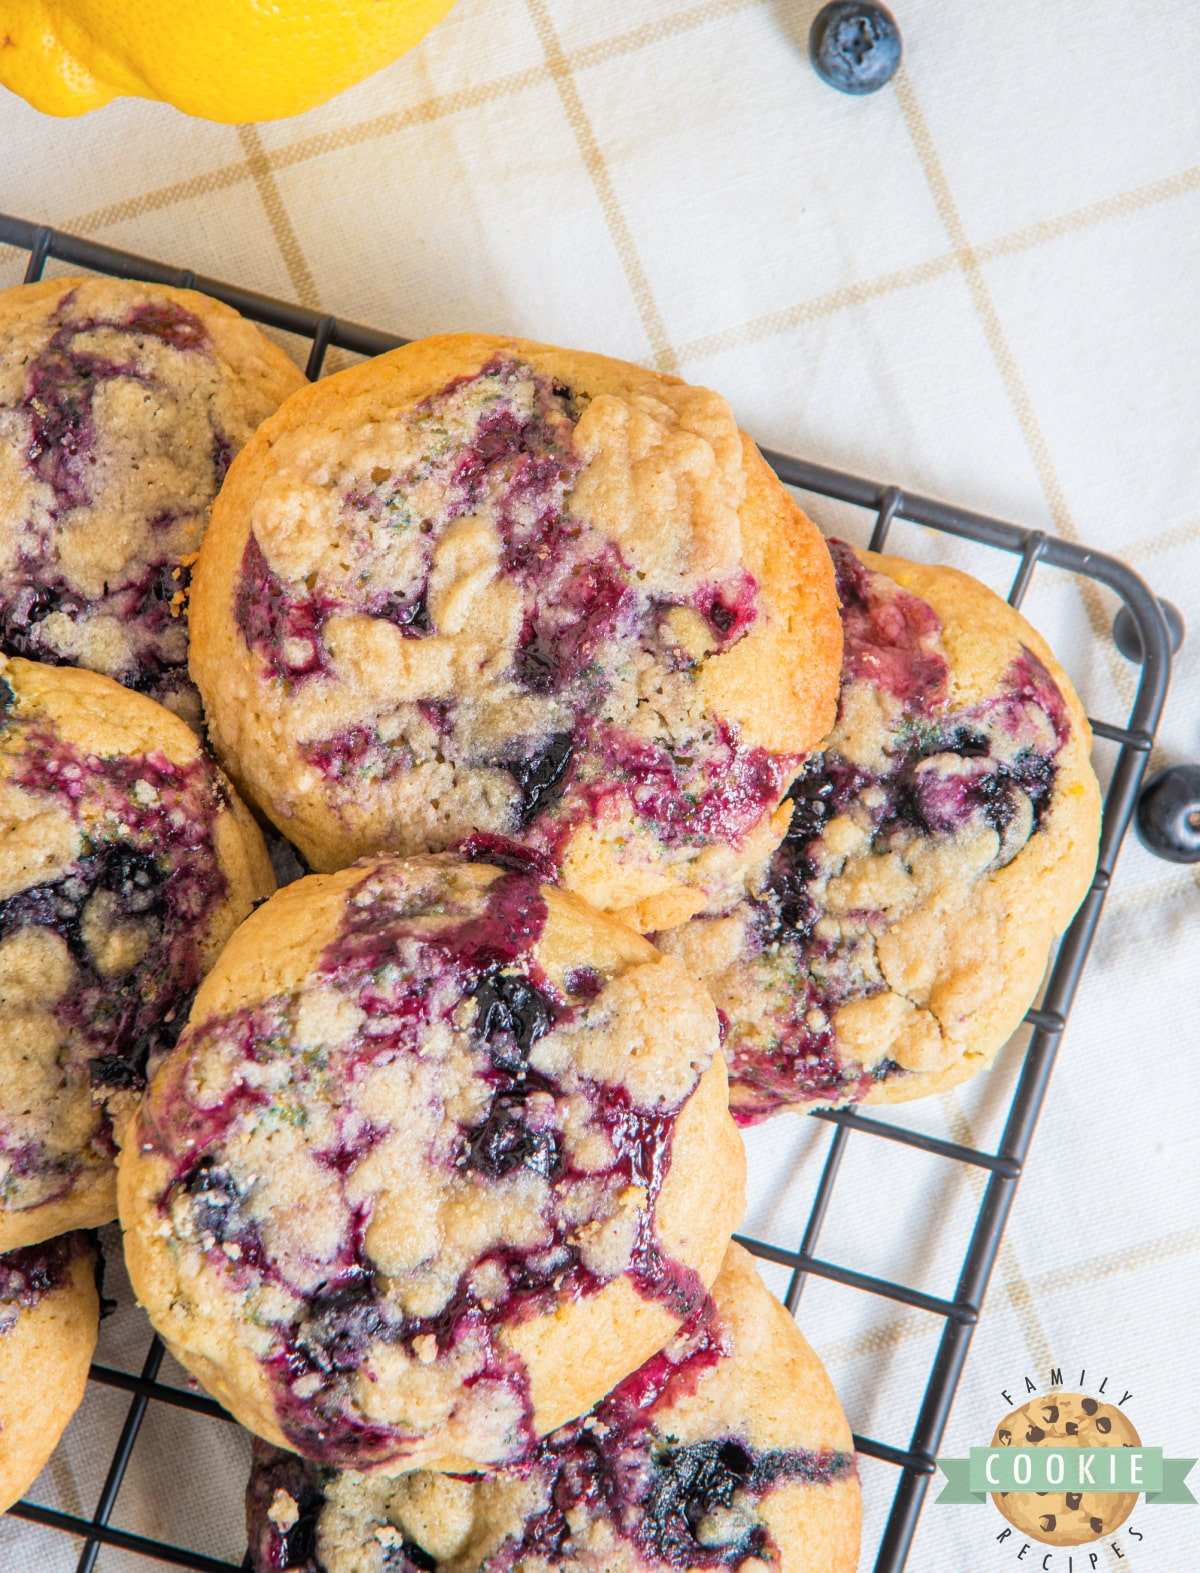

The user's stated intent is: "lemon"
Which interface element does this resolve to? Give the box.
[0,0,459,121]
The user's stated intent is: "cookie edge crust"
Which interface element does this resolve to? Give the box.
[851,549,1101,1105]
[0,1176,116,1253]
[698,435,841,758]
[0,1241,99,1512]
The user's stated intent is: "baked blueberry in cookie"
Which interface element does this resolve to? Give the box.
[245,1244,860,1573]
[657,544,1101,1121]
[189,335,842,931]
[118,853,744,1474]
[0,655,274,1249]
[0,1231,100,1511]
[0,277,305,724]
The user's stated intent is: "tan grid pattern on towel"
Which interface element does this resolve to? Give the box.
[1,0,1198,1567]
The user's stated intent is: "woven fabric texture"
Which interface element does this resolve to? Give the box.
[1,2,1198,1568]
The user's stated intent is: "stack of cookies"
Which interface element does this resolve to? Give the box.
[0,282,1102,1571]
[0,276,297,1511]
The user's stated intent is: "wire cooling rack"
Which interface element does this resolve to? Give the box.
[0,211,1175,1573]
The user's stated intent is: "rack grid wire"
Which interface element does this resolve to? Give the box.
[0,211,1174,1573]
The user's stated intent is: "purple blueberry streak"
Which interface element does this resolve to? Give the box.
[1,296,226,705]
[724,543,1072,1123]
[245,1290,856,1572]
[0,722,233,1199]
[236,356,783,875]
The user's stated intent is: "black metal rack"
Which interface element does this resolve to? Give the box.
[0,212,1173,1573]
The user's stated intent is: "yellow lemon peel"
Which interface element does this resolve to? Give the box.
[0,0,459,122]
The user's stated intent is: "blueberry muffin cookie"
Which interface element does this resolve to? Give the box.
[991,1392,1140,1545]
[0,655,274,1249]
[246,1243,860,1573]
[0,276,305,723]
[657,544,1101,1121]
[0,1231,100,1511]
[188,335,842,931]
[119,851,744,1474]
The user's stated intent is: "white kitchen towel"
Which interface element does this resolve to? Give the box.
[1,2,1198,1568]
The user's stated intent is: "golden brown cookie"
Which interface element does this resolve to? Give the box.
[656,543,1101,1121]
[991,1392,1140,1546]
[245,1243,860,1573]
[188,335,841,930]
[0,655,274,1249]
[0,275,305,723]
[118,851,745,1474]
[0,1231,99,1511]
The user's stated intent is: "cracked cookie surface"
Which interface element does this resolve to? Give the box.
[245,1243,860,1573]
[0,1231,99,1511]
[0,655,274,1248]
[656,545,1100,1121]
[0,276,305,724]
[119,851,744,1474]
[188,334,841,931]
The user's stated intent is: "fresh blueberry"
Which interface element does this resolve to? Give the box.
[455,832,555,879]
[707,600,735,634]
[113,984,197,1081]
[272,1472,323,1568]
[280,1511,318,1568]
[1112,599,1185,663]
[940,726,990,758]
[96,845,165,914]
[0,869,91,954]
[1135,763,1200,863]
[809,2,902,95]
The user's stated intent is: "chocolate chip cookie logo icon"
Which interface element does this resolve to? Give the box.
[935,1385,1197,1553]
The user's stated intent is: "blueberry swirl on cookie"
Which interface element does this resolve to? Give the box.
[0,277,304,723]
[657,543,1101,1120]
[245,1245,860,1573]
[189,336,842,931]
[119,853,743,1474]
[0,656,273,1248]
